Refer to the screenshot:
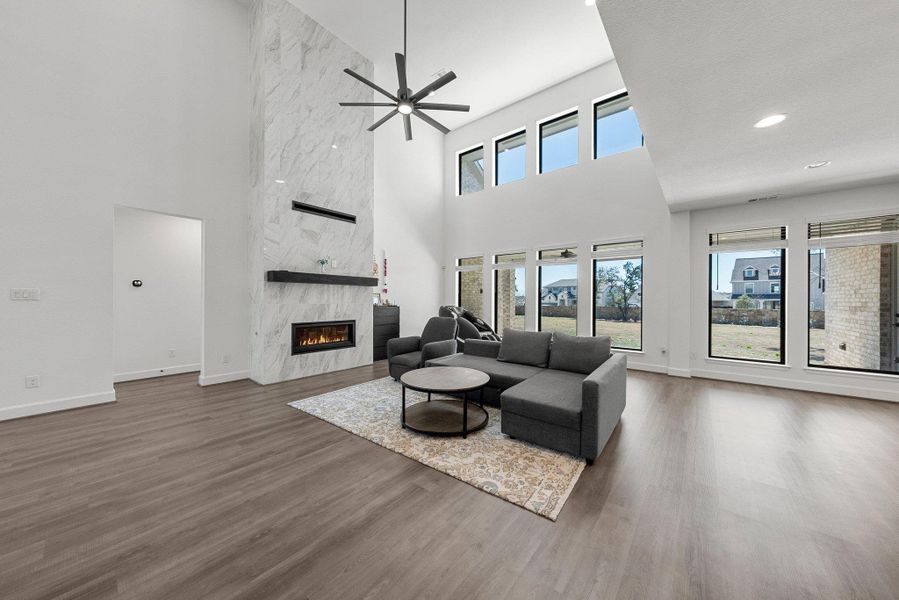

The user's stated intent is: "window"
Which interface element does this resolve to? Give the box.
[593,241,643,350]
[709,226,787,364]
[594,92,643,159]
[494,130,526,186]
[538,247,578,334]
[808,214,899,374]
[456,256,484,318]
[768,265,781,278]
[771,282,780,294]
[539,111,578,174]
[458,146,484,195]
[493,252,526,333]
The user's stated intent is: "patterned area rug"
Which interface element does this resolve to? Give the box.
[288,377,585,520]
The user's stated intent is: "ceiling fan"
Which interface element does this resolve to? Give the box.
[338,0,470,141]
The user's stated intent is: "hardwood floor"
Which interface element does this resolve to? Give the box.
[1,364,897,600]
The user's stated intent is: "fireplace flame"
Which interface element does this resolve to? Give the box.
[298,326,349,346]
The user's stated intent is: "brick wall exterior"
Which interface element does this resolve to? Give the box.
[824,245,892,370]
[495,269,517,331]
[458,270,483,318]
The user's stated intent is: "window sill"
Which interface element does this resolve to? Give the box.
[612,348,644,356]
[804,366,899,381]
[704,357,791,370]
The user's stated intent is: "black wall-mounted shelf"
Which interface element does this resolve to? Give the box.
[266,270,378,287]
[292,201,357,224]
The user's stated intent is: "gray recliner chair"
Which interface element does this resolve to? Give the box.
[387,317,458,380]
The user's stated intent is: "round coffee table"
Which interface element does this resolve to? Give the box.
[399,367,490,438]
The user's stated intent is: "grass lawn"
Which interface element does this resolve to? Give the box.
[711,323,783,361]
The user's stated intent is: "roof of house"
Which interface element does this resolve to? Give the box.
[711,290,731,302]
[731,256,781,282]
[543,278,578,289]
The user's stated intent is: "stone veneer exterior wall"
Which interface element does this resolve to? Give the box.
[495,268,517,332]
[249,0,374,384]
[824,244,894,371]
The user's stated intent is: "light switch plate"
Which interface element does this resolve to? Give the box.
[10,288,40,301]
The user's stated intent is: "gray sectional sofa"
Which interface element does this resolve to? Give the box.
[424,329,627,463]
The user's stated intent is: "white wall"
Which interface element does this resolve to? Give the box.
[113,207,202,382]
[373,62,446,337]
[442,61,673,373]
[0,0,250,420]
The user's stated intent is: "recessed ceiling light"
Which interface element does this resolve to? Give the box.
[806,160,831,169]
[275,179,286,184]
[585,0,596,5]
[331,144,338,149]
[753,114,787,128]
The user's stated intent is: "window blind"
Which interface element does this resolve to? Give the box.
[592,240,643,259]
[708,226,787,251]
[808,213,899,248]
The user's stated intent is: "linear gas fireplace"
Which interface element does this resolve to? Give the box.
[291,320,356,355]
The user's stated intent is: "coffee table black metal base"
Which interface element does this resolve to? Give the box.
[400,367,490,438]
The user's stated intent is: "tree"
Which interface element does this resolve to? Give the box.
[734,294,754,309]
[595,261,642,321]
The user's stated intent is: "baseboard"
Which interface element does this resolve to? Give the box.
[666,367,692,378]
[114,363,200,383]
[0,390,117,422]
[626,362,669,374]
[690,369,899,403]
[198,370,249,386]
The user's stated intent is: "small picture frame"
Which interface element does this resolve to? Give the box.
[372,292,382,305]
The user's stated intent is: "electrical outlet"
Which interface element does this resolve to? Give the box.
[10,288,40,301]
[222,354,231,365]
[25,375,40,389]
[330,259,338,269]
[169,349,176,358]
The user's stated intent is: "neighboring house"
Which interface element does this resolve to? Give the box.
[595,280,643,308]
[541,278,577,306]
[808,252,826,310]
[711,290,732,307]
[730,256,784,309]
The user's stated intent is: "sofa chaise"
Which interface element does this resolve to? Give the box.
[425,329,626,463]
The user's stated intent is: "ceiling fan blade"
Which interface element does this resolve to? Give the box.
[414,102,470,112]
[403,114,413,141]
[343,68,398,102]
[410,71,457,103]
[368,109,399,132]
[412,109,449,135]
[395,53,408,96]
[339,102,397,107]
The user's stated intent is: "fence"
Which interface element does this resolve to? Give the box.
[531,305,643,321]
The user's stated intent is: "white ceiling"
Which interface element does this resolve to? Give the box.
[598,0,899,210]
[287,0,614,129]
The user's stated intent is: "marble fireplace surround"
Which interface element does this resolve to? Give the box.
[249,0,375,385]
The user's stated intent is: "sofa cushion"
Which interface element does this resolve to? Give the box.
[425,353,543,389]
[548,333,612,374]
[390,351,422,369]
[497,329,552,368]
[501,370,584,430]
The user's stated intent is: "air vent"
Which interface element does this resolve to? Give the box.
[747,194,780,203]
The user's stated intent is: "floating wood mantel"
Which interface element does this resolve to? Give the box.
[266,270,378,287]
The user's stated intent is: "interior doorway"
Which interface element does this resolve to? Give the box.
[113,206,203,382]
